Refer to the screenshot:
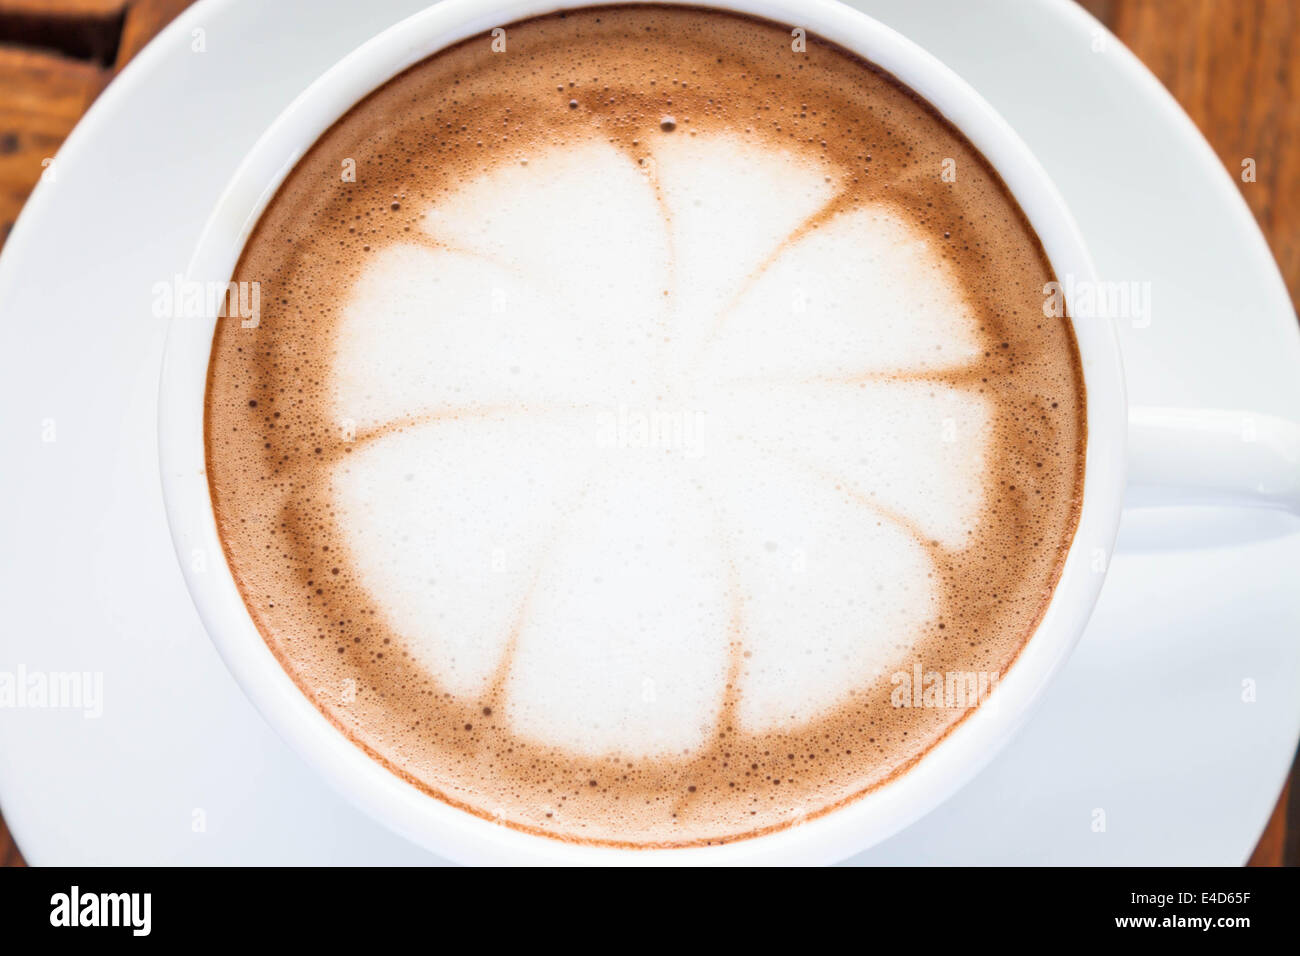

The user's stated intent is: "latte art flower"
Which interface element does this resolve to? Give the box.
[207,6,1085,845]
[330,134,991,757]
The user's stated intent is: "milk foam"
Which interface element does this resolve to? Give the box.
[206,6,1086,846]
[330,130,989,756]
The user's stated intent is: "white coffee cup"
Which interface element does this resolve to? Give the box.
[157,0,1300,865]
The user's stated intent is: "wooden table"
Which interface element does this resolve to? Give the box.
[0,0,1296,867]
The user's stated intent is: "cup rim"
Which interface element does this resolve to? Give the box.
[157,0,1128,865]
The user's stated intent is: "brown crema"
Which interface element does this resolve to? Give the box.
[205,5,1086,847]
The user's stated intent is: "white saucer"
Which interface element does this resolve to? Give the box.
[0,0,1296,865]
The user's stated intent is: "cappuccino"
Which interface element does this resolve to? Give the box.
[205,5,1085,846]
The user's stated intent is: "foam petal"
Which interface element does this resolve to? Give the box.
[646,134,838,368]
[331,412,601,696]
[333,139,672,428]
[703,205,983,380]
[505,458,733,757]
[705,379,991,551]
[697,446,938,732]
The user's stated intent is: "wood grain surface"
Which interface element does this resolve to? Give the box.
[0,0,1296,867]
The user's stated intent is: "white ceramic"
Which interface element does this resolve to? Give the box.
[155,0,1297,865]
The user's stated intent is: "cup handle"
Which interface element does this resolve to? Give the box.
[1126,406,1300,512]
